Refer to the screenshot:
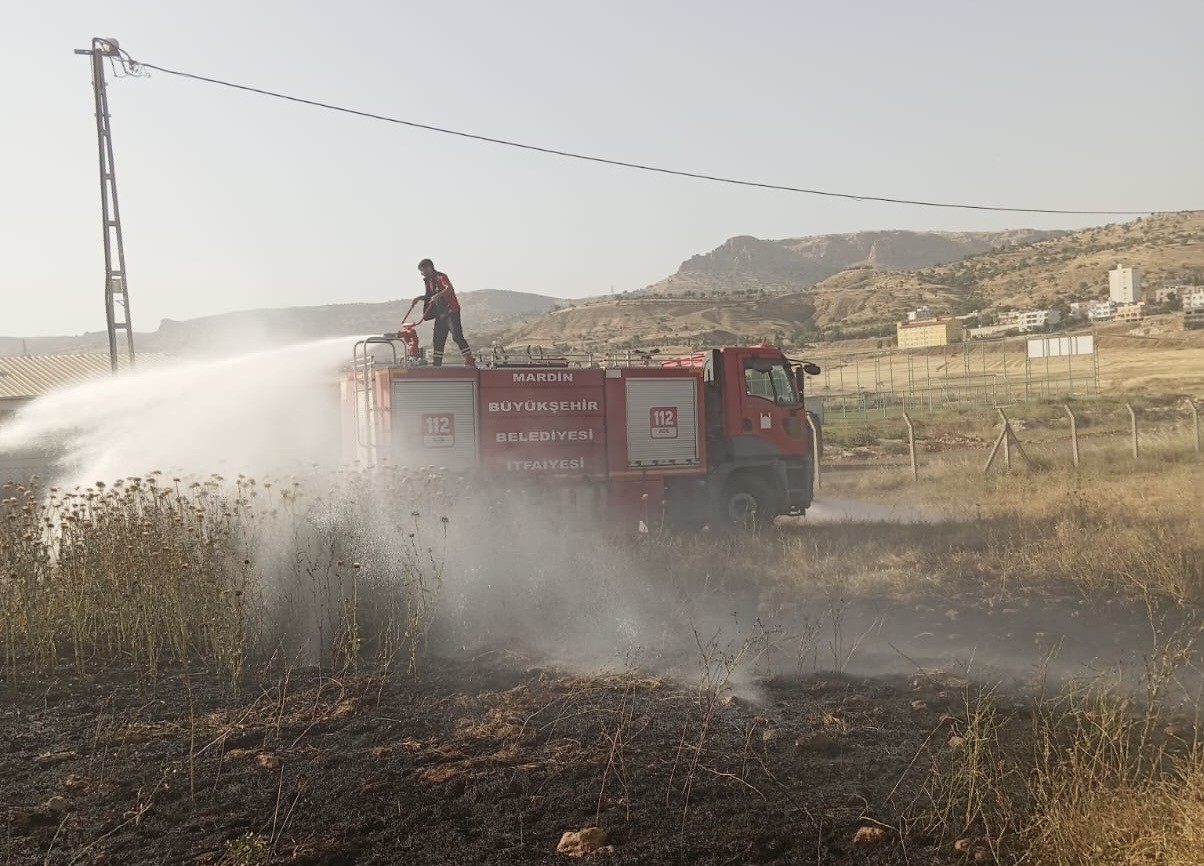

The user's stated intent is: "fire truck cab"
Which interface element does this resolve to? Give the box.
[662,346,820,528]
[343,340,819,531]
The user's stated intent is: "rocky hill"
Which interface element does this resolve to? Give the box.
[9,214,1202,359]
[641,228,1068,296]
[800,210,1204,331]
[503,293,820,353]
[505,212,1204,350]
[0,290,561,357]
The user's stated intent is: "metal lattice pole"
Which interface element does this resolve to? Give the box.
[75,38,135,372]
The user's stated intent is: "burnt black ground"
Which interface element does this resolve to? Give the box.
[0,656,1003,866]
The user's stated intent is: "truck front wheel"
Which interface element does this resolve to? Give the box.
[717,475,778,531]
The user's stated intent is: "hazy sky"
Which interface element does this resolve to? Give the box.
[5,1,1201,336]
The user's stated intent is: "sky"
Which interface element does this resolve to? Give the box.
[4,0,1202,336]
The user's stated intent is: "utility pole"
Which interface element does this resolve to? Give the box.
[74,37,135,372]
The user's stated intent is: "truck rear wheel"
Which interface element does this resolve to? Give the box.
[717,475,777,531]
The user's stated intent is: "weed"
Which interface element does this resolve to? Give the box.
[220,833,268,866]
[669,619,768,834]
[0,467,448,684]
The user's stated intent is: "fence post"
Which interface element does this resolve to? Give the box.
[903,410,918,481]
[807,412,822,491]
[1064,404,1080,468]
[1188,399,1201,454]
[838,359,847,424]
[984,408,1009,474]
[1127,402,1139,459]
[1002,412,1012,470]
[984,407,1031,474]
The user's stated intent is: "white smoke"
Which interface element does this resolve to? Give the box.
[0,338,352,487]
[3,341,1165,691]
[0,339,677,672]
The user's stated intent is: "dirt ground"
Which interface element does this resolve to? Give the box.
[3,651,1016,866]
[5,563,1182,866]
[2,501,1191,866]
[2,432,1198,864]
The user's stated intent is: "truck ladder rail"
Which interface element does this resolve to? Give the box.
[478,344,673,369]
[350,337,403,457]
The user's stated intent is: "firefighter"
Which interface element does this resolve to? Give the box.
[415,258,474,367]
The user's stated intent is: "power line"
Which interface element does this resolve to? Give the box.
[126,56,1155,217]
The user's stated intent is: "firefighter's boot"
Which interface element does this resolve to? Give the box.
[463,349,476,368]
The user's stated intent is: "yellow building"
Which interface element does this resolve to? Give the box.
[1115,301,1144,323]
[895,318,963,349]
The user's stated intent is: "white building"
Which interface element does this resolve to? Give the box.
[966,324,1015,339]
[906,306,935,322]
[997,309,1062,331]
[1183,288,1204,311]
[1087,300,1116,322]
[1109,265,1142,304]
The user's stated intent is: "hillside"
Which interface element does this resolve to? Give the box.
[9,214,1202,359]
[0,290,561,356]
[800,210,1204,330]
[503,294,819,352]
[925,210,1204,309]
[641,228,1067,296]
[506,212,1204,350]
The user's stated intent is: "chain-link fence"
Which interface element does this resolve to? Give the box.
[806,338,1101,425]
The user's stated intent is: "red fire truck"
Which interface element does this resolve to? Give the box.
[343,340,820,531]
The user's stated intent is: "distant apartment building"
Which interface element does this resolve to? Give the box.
[906,306,936,322]
[1153,285,1185,304]
[997,309,1062,332]
[1108,265,1142,304]
[1087,300,1116,322]
[965,324,1015,339]
[1183,288,1204,311]
[1116,301,1145,323]
[896,317,963,349]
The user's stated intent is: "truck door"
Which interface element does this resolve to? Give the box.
[714,348,815,520]
[735,355,804,456]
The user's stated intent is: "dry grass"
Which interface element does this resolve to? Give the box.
[807,430,1204,864]
[820,435,1204,604]
[618,445,1204,864]
[624,441,1201,611]
[906,673,1204,866]
[1024,701,1204,865]
[0,474,252,681]
[3,413,1202,864]
[0,468,450,684]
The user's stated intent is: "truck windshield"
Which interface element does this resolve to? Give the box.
[743,360,798,405]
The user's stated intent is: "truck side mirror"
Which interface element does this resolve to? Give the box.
[793,362,821,402]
